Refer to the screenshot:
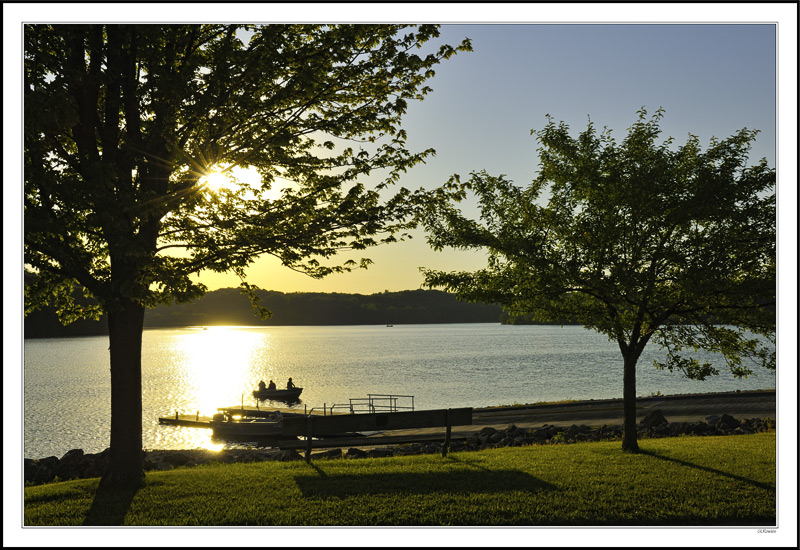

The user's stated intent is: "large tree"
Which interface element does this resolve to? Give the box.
[24,24,471,486]
[421,109,776,451]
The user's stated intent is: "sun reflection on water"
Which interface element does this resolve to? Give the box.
[176,327,268,415]
[153,326,275,451]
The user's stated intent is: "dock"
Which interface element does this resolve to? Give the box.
[157,390,774,456]
[216,405,313,418]
[157,406,326,429]
[156,413,456,449]
[158,413,216,428]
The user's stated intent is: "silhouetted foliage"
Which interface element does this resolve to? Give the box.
[422,109,775,452]
[24,24,470,486]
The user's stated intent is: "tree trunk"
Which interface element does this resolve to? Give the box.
[99,298,146,488]
[621,352,640,452]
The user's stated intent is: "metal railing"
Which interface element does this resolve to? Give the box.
[328,394,415,414]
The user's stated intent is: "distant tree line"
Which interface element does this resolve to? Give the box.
[146,287,502,327]
[26,274,768,337]
[24,282,503,337]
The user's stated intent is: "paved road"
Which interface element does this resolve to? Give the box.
[380,390,776,440]
[469,389,776,431]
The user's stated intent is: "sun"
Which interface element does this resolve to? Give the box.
[200,170,231,192]
[198,165,288,200]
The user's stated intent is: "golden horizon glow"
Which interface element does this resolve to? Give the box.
[190,166,486,295]
[187,237,490,295]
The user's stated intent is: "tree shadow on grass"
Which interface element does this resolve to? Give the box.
[639,449,775,493]
[294,463,556,499]
[83,483,142,526]
[444,455,492,472]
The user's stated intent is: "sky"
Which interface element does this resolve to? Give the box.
[199,20,782,295]
[5,6,792,298]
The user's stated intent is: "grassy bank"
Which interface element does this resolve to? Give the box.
[24,432,775,526]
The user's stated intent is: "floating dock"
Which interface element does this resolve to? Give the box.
[216,405,309,418]
[158,406,319,429]
[157,413,216,429]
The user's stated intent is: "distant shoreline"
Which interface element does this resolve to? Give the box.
[23,321,593,339]
[23,320,514,339]
[23,287,505,338]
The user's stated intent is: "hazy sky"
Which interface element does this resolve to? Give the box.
[201,21,779,294]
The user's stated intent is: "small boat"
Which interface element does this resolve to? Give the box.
[252,386,303,401]
[210,413,283,437]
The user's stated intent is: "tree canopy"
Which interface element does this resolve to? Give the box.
[24,24,471,485]
[25,24,471,318]
[422,108,775,450]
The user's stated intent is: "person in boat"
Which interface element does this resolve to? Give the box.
[267,379,276,390]
[258,380,267,391]
[287,377,295,389]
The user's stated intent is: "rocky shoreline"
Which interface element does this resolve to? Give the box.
[24,410,775,486]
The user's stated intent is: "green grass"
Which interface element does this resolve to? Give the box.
[24,432,775,526]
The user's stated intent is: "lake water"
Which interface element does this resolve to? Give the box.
[22,323,775,459]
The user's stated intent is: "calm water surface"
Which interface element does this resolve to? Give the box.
[23,324,775,458]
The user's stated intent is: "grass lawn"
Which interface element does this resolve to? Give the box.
[23,432,775,526]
